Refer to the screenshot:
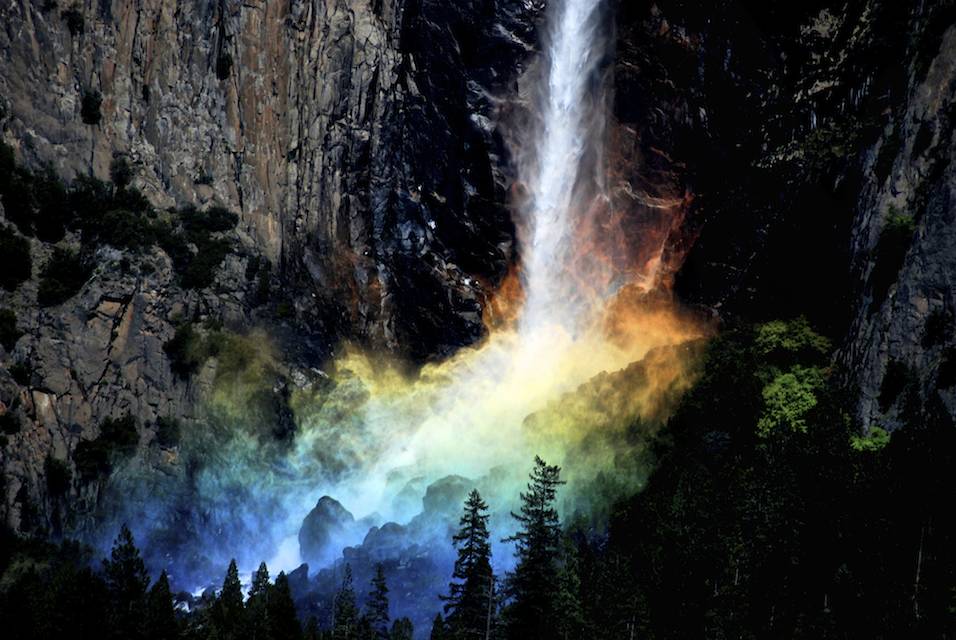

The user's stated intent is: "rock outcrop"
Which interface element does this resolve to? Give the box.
[0,0,543,536]
[0,0,544,359]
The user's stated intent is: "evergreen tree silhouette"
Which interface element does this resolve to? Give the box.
[103,524,150,640]
[211,559,246,640]
[502,457,565,640]
[367,564,390,639]
[145,570,178,640]
[443,489,496,640]
[268,572,302,640]
[389,617,414,640]
[333,565,359,640]
[247,562,271,640]
[429,613,448,640]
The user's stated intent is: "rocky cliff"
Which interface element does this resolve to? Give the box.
[612,0,956,432]
[0,0,542,536]
[2,0,956,550]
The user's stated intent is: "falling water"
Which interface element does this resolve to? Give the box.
[519,0,611,336]
[126,0,702,593]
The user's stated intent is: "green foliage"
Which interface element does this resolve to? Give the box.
[757,365,826,436]
[850,426,891,452]
[80,90,102,125]
[0,224,32,291]
[870,210,916,308]
[157,206,238,289]
[607,318,956,639]
[0,308,22,351]
[37,247,90,306]
[44,455,72,496]
[2,143,235,289]
[755,316,831,364]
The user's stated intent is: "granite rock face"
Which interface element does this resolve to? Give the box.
[0,0,543,360]
[0,0,543,535]
[614,0,956,431]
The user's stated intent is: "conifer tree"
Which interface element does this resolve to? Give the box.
[210,559,246,640]
[303,616,321,640]
[429,613,448,640]
[248,562,271,640]
[145,570,179,640]
[333,565,359,640]
[502,457,565,640]
[389,617,414,640]
[443,489,495,640]
[104,524,150,640]
[553,543,584,640]
[367,564,390,640]
[268,572,302,640]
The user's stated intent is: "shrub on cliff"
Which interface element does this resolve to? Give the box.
[0,409,20,435]
[44,456,72,496]
[163,322,211,378]
[0,309,22,352]
[61,5,84,36]
[75,415,139,480]
[0,224,32,291]
[80,90,102,125]
[38,247,90,306]
[870,210,915,309]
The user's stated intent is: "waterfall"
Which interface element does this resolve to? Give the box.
[518,0,611,337]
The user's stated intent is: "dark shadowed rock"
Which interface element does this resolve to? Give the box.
[298,496,355,567]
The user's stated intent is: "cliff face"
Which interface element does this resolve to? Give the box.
[0,0,540,359]
[0,0,542,533]
[614,0,956,432]
[2,0,956,541]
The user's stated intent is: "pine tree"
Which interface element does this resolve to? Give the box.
[502,457,565,640]
[553,543,584,640]
[443,490,496,640]
[389,617,414,640]
[248,562,271,640]
[429,613,448,640]
[268,572,302,640]
[210,559,246,640]
[333,565,359,640]
[303,616,321,640]
[367,564,390,640]
[145,570,179,640]
[104,524,150,640]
